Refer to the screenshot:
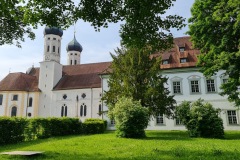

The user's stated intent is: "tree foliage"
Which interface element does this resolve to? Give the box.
[187,0,240,106]
[110,97,149,138]
[102,47,176,117]
[1,0,35,47]
[1,0,185,49]
[176,99,224,138]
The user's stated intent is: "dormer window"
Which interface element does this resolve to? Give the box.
[180,58,187,63]
[179,47,185,52]
[162,60,169,64]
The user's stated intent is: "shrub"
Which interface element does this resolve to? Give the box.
[111,97,149,138]
[0,117,28,144]
[176,99,224,138]
[26,118,82,139]
[83,118,106,134]
[84,118,107,130]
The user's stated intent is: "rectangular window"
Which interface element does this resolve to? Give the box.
[12,95,18,101]
[222,78,228,84]
[227,110,238,125]
[47,46,50,52]
[190,80,200,93]
[173,81,181,94]
[53,38,56,40]
[179,47,185,52]
[206,79,216,92]
[0,94,3,105]
[156,113,164,125]
[162,60,169,64]
[53,46,55,52]
[180,58,187,63]
[110,119,115,125]
[175,117,182,125]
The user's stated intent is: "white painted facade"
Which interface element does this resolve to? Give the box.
[101,68,240,130]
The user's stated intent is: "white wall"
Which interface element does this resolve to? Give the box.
[102,68,240,130]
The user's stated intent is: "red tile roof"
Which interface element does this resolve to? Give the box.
[160,36,200,69]
[0,73,39,91]
[54,62,111,90]
[0,37,200,92]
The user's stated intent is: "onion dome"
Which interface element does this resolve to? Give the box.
[66,35,83,52]
[44,26,63,37]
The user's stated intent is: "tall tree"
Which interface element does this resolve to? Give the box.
[102,47,176,117]
[187,0,240,106]
[1,0,185,50]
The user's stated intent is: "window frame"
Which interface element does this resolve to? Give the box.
[205,79,217,93]
[12,94,18,101]
[61,104,67,117]
[227,110,238,125]
[156,113,165,125]
[180,58,187,63]
[28,97,33,107]
[179,47,185,52]
[162,60,169,64]
[80,104,87,117]
[170,77,183,95]
[11,106,17,117]
[188,75,201,94]
[0,94,3,105]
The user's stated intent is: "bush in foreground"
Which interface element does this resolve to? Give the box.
[111,97,149,138]
[176,99,224,138]
[83,118,107,134]
[0,117,27,144]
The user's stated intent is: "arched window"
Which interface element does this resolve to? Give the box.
[61,104,67,117]
[0,94,3,105]
[53,46,56,52]
[29,97,33,107]
[74,60,77,65]
[11,106,17,117]
[80,105,83,116]
[80,104,87,117]
[98,104,101,115]
[71,60,73,65]
[47,46,50,52]
[84,105,87,116]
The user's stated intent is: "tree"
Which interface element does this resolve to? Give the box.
[110,97,149,138]
[1,0,185,49]
[187,0,240,106]
[102,47,176,117]
[176,99,224,138]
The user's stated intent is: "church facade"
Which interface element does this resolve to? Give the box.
[0,28,239,130]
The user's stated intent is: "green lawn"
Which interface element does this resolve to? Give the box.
[0,130,240,160]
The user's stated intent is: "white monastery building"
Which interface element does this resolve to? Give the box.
[0,27,239,130]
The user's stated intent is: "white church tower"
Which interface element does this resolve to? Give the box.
[38,27,63,117]
[66,35,83,65]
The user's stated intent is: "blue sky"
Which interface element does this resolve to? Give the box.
[0,0,194,81]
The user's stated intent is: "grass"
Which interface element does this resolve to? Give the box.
[0,130,240,160]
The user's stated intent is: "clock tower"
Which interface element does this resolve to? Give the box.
[38,27,63,116]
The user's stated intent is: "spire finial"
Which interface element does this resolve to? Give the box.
[74,22,76,38]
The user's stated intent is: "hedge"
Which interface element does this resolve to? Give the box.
[25,118,83,139]
[0,117,28,144]
[83,118,107,134]
[0,117,107,145]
